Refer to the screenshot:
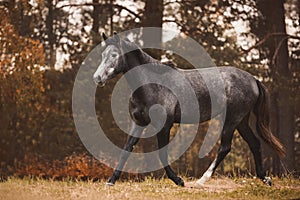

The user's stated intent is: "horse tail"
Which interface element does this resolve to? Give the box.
[254,80,286,157]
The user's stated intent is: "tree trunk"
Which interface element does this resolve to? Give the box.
[109,0,114,35]
[92,0,101,45]
[45,0,56,68]
[256,0,295,175]
[139,0,164,176]
[141,0,163,59]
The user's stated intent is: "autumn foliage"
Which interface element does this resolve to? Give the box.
[13,153,114,180]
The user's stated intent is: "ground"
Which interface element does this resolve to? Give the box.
[0,177,299,200]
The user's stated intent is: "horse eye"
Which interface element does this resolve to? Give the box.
[111,54,118,58]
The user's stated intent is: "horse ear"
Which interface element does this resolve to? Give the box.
[113,32,120,43]
[102,32,108,41]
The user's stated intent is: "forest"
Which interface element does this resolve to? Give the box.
[0,0,299,181]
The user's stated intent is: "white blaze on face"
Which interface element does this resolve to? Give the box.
[107,67,115,74]
[93,45,120,84]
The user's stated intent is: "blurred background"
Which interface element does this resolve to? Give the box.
[0,0,299,180]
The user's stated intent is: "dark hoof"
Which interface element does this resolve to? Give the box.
[106,177,116,186]
[175,177,185,187]
[263,177,272,186]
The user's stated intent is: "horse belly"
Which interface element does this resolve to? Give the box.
[173,98,214,124]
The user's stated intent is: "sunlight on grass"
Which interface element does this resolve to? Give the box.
[0,177,299,200]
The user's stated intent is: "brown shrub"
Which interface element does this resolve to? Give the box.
[14,153,115,180]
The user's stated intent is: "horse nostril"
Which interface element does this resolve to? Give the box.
[93,75,101,84]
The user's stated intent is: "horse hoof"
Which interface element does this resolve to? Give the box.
[176,177,185,187]
[263,177,272,186]
[106,182,115,186]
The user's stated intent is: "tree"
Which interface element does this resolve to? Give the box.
[164,0,242,67]
[0,6,45,173]
[252,0,297,174]
[45,0,56,68]
[141,0,163,59]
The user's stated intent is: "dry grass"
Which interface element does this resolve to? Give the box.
[0,176,299,200]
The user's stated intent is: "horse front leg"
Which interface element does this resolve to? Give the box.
[106,122,144,186]
[157,125,184,186]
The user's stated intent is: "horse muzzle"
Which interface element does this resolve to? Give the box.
[93,75,106,87]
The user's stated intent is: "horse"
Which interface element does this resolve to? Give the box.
[93,32,285,187]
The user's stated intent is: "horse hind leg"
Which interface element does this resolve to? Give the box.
[237,113,272,186]
[196,126,235,185]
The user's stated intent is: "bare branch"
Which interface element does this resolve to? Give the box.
[57,3,141,19]
[163,19,184,27]
[271,36,289,65]
[113,4,141,19]
[163,1,181,7]
[163,0,196,6]
[243,32,300,53]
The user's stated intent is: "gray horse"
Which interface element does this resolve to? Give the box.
[93,33,285,187]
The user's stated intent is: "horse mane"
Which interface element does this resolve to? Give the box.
[119,39,178,74]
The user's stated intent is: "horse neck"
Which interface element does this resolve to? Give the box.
[124,49,159,70]
[123,49,160,98]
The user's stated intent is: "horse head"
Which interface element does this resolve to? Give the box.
[93,32,125,86]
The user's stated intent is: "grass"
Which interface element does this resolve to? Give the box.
[0,176,299,200]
